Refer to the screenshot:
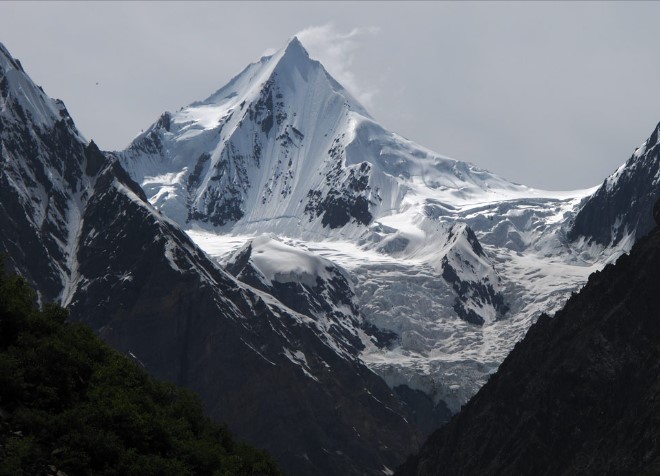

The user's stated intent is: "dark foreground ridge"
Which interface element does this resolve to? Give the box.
[0,263,282,476]
[397,216,660,475]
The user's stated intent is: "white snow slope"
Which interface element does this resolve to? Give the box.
[119,37,629,411]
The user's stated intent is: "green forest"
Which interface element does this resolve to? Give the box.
[0,261,282,476]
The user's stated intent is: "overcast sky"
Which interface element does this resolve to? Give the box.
[2,1,659,190]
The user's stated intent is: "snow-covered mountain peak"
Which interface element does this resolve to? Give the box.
[0,42,20,72]
[120,36,382,231]
[0,42,82,140]
[188,34,366,117]
[282,35,306,56]
[274,35,311,70]
[120,35,543,238]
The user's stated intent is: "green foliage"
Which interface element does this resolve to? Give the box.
[0,268,282,476]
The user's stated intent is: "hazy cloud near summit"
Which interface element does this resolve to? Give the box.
[296,24,380,109]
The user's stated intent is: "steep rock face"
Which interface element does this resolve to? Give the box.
[0,42,423,476]
[569,121,660,247]
[0,42,88,303]
[397,216,660,476]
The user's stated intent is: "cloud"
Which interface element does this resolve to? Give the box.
[260,47,278,58]
[295,23,379,110]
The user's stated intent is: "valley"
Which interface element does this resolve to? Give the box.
[2,31,659,475]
